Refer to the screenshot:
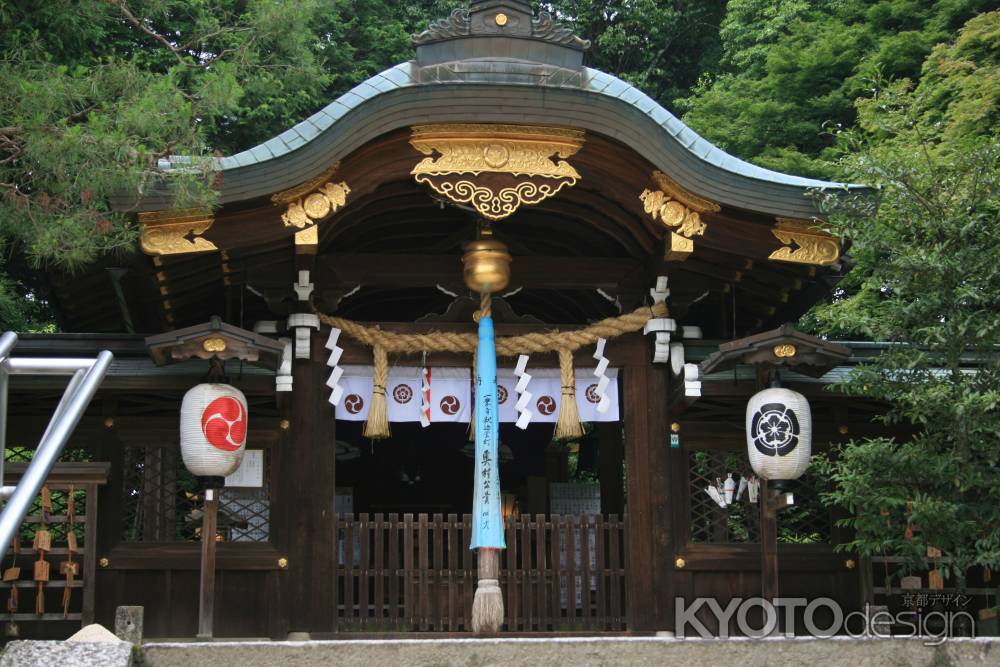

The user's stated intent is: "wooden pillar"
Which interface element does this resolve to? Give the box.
[760,482,779,602]
[197,489,219,640]
[282,331,337,634]
[597,423,624,516]
[95,399,123,558]
[279,234,337,635]
[622,333,675,631]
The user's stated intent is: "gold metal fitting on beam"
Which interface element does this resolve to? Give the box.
[769,218,841,266]
[139,209,217,256]
[272,163,350,240]
[410,124,585,221]
[278,558,289,569]
[202,338,227,353]
[641,171,719,261]
[773,344,797,358]
[675,557,686,569]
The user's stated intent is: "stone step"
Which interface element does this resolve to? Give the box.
[137,637,1000,667]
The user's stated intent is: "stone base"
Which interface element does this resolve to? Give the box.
[0,640,132,667]
[137,637,1000,667]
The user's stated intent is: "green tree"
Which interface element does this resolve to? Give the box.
[810,13,1000,587]
[545,0,726,103]
[0,0,457,330]
[677,0,992,178]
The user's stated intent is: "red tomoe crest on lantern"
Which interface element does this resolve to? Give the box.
[180,384,248,478]
[201,397,247,452]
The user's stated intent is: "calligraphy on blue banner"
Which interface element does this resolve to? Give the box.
[470,316,506,550]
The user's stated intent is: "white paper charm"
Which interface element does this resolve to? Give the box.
[514,354,533,430]
[325,328,345,406]
[591,338,612,414]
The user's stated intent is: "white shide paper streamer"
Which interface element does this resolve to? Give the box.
[419,366,432,428]
[514,354,533,430]
[325,328,345,406]
[591,338,612,414]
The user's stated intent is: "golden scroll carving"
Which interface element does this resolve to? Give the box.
[410,124,585,221]
[271,163,351,245]
[139,209,217,256]
[769,218,841,266]
[640,171,720,261]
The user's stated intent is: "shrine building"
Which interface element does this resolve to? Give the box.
[0,0,907,640]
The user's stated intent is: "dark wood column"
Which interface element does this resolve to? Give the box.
[621,333,676,632]
[281,331,337,634]
[281,236,337,635]
[597,423,624,516]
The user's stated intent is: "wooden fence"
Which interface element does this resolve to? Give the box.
[334,513,626,633]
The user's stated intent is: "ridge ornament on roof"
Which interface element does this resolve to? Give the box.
[413,1,589,53]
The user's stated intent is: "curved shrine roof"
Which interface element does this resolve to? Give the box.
[157,2,861,221]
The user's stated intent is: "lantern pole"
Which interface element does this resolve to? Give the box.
[760,480,780,602]
[197,478,222,640]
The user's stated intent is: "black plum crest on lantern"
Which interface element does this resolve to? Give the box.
[749,402,800,457]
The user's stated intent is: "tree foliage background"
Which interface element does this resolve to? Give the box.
[0,0,997,586]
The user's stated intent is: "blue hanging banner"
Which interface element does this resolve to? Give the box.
[470,316,506,550]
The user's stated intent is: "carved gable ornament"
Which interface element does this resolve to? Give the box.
[410,124,585,221]
[639,171,720,261]
[139,209,217,256]
[769,218,842,266]
[271,162,351,246]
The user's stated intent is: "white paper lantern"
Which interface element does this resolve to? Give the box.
[746,387,811,483]
[180,384,248,478]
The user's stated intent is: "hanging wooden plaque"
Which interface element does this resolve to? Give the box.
[32,530,51,553]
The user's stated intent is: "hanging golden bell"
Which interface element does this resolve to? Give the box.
[462,239,511,294]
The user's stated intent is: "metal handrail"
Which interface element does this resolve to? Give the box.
[0,332,113,557]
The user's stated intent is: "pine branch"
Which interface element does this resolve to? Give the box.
[117,2,187,66]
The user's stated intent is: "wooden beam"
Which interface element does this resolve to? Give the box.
[316,254,642,291]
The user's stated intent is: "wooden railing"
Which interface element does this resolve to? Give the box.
[334,513,627,633]
[2,463,109,627]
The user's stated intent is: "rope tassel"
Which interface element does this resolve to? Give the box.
[555,348,584,439]
[364,344,391,439]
